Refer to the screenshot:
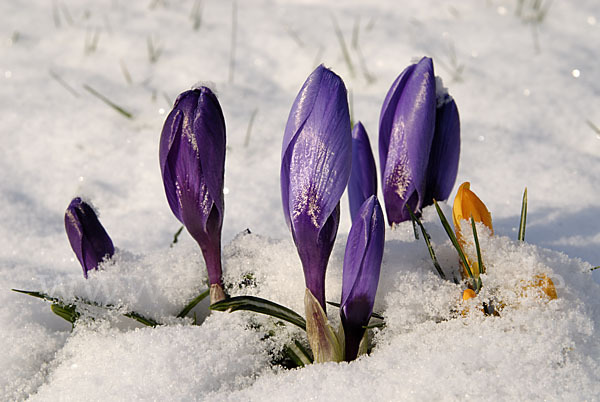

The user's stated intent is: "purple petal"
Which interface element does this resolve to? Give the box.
[159,87,226,285]
[348,121,377,222]
[280,65,351,308]
[379,64,416,170]
[424,95,460,205]
[340,195,385,360]
[64,198,114,278]
[192,88,226,217]
[379,57,436,224]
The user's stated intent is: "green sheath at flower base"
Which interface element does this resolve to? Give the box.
[304,288,344,363]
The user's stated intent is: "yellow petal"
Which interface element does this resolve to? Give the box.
[462,289,477,301]
[522,274,558,300]
[453,182,493,239]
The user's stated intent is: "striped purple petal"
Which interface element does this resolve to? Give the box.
[281,65,352,309]
[379,57,436,224]
[64,198,114,278]
[340,195,385,361]
[348,121,377,222]
[159,87,226,286]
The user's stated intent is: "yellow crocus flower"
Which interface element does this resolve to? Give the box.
[452,182,493,278]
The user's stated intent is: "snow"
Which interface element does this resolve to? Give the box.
[1,0,600,400]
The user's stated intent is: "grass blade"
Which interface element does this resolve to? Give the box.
[83,84,134,119]
[433,200,480,292]
[284,340,313,367]
[49,70,79,97]
[406,205,447,279]
[120,59,133,85]
[518,187,528,242]
[12,289,159,326]
[124,312,158,327]
[331,14,355,77]
[244,108,258,147]
[363,322,385,329]
[51,304,79,324]
[176,288,210,318]
[210,295,306,330]
[170,225,184,247]
[471,216,485,275]
[228,0,237,83]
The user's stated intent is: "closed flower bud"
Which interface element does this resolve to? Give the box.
[281,65,352,310]
[340,196,385,361]
[379,58,461,224]
[379,57,436,224]
[159,87,226,303]
[64,197,114,278]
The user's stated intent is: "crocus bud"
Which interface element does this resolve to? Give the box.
[348,122,377,222]
[159,87,226,302]
[340,195,385,361]
[379,57,436,225]
[423,82,460,206]
[64,197,114,278]
[452,182,493,278]
[281,65,352,310]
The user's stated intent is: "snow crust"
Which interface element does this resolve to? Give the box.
[1,0,600,400]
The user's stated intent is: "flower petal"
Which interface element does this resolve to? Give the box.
[424,93,460,205]
[192,88,226,218]
[348,121,377,222]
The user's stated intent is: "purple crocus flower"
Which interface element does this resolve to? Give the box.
[64,197,114,278]
[423,88,460,206]
[281,65,352,310]
[340,195,385,361]
[379,57,436,225]
[348,121,377,222]
[159,87,226,302]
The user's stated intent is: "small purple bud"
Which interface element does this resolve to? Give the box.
[64,198,115,279]
[340,195,385,361]
[281,65,352,310]
[379,57,436,225]
[423,84,460,206]
[348,122,377,222]
[159,87,226,290]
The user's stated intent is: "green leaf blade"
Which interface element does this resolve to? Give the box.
[210,295,306,331]
[177,289,210,318]
[518,187,528,242]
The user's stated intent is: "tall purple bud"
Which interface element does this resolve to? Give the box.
[379,57,436,225]
[281,65,352,310]
[64,197,115,279]
[340,195,385,361]
[159,87,226,303]
[348,121,377,222]
[423,82,460,206]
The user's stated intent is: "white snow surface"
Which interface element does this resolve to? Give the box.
[1,0,600,400]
